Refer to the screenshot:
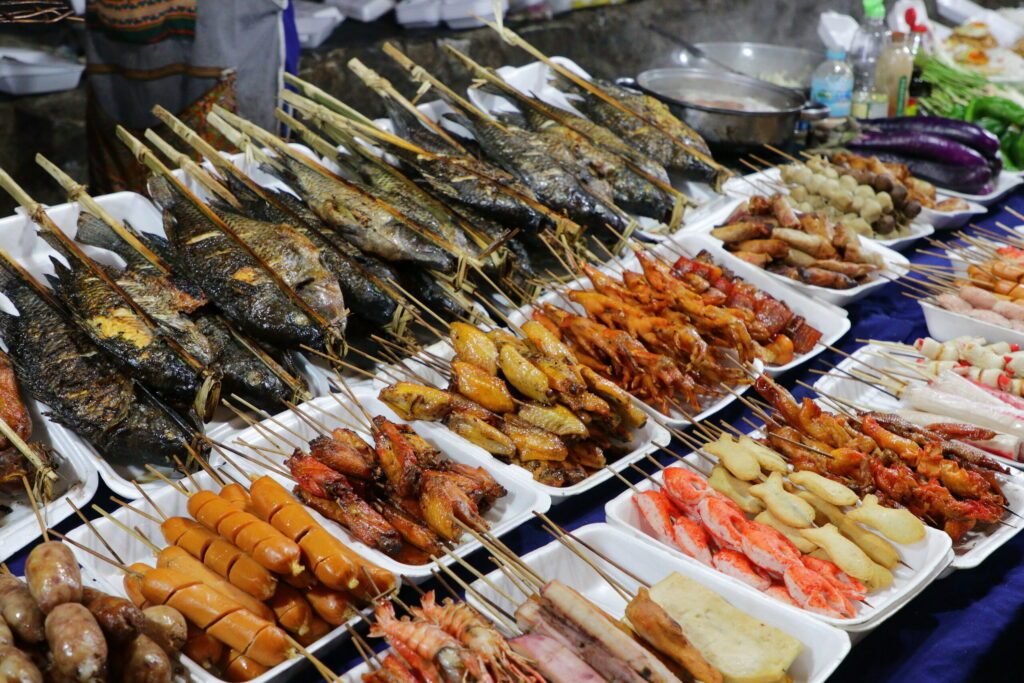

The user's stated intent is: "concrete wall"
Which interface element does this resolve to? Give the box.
[0,0,1019,213]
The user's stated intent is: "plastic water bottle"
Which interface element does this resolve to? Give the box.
[811,49,854,118]
[849,0,890,118]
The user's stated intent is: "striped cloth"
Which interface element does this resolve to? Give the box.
[86,0,197,44]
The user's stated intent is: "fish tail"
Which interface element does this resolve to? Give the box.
[36,229,72,261]
[76,212,130,257]
[146,175,177,210]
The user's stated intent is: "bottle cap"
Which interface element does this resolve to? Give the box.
[826,49,847,60]
[911,24,927,33]
[863,0,885,19]
[891,30,906,41]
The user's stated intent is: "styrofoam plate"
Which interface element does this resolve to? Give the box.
[65,469,365,683]
[206,384,550,576]
[374,342,671,499]
[604,461,954,631]
[922,196,988,231]
[812,343,1024,569]
[939,170,1023,206]
[0,426,98,563]
[919,299,1024,348]
[467,523,851,681]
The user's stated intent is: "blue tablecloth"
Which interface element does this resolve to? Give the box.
[8,187,1024,682]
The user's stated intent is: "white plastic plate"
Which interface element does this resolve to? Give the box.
[205,383,550,577]
[374,342,671,499]
[0,421,98,563]
[919,299,1024,348]
[467,523,852,682]
[812,343,1024,569]
[922,196,988,231]
[0,48,84,95]
[65,467,365,683]
[604,461,954,631]
[939,170,1023,206]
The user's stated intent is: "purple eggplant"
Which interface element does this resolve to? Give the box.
[860,116,1000,159]
[850,131,989,168]
[868,151,992,194]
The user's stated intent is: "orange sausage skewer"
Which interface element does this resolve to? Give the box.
[145,465,304,576]
[116,492,278,601]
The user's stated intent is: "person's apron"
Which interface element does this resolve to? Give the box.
[83,0,287,194]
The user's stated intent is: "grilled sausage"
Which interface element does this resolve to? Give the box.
[183,624,223,670]
[161,517,277,601]
[122,563,152,609]
[44,602,107,683]
[25,541,82,614]
[0,612,12,646]
[187,491,303,576]
[0,574,45,643]
[156,546,274,621]
[141,606,187,655]
[220,483,253,512]
[267,583,314,637]
[120,634,173,683]
[304,583,353,626]
[82,591,145,645]
[221,650,269,682]
[0,645,43,683]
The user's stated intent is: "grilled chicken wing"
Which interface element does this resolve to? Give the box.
[450,361,515,414]
[378,382,453,421]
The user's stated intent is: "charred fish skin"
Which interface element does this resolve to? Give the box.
[194,314,299,411]
[43,257,204,401]
[75,213,215,366]
[148,177,325,349]
[383,98,461,155]
[399,268,465,323]
[551,74,718,183]
[211,207,348,335]
[0,268,194,468]
[445,106,629,233]
[225,181,402,328]
[273,155,457,273]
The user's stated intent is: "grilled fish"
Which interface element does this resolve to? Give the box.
[148,176,326,349]
[0,263,196,467]
[441,102,629,233]
[229,182,403,329]
[212,207,347,334]
[272,155,456,272]
[41,239,207,404]
[489,92,674,220]
[550,73,719,183]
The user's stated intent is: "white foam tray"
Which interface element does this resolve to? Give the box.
[65,466,364,683]
[920,299,1024,348]
[374,341,671,499]
[466,523,851,682]
[205,383,550,576]
[0,428,97,563]
[604,461,954,631]
[922,196,988,231]
[940,170,1023,206]
[812,343,1024,570]
[0,48,84,95]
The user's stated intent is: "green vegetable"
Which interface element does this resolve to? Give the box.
[1010,132,1024,171]
[976,116,1009,137]
[966,96,1024,126]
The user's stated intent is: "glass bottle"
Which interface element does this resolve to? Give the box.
[849,0,890,118]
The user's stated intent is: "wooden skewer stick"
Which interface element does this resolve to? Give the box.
[21,476,47,542]
[535,518,632,601]
[131,480,169,520]
[110,497,163,525]
[90,505,161,554]
[67,499,125,565]
[51,531,138,575]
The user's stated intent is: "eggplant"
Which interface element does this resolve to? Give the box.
[869,151,992,194]
[860,116,1000,159]
[850,131,989,168]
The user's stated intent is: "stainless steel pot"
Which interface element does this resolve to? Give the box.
[674,42,824,90]
[630,68,817,149]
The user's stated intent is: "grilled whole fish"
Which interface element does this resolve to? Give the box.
[212,207,347,334]
[0,265,196,467]
[74,213,214,365]
[42,248,207,403]
[488,93,673,220]
[383,97,461,155]
[148,177,326,349]
[227,182,403,329]
[273,155,456,272]
[550,74,718,183]
[442,104,629,233]
[193,314,301,410]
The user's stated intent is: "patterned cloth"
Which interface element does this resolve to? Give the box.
[86,0,198,44]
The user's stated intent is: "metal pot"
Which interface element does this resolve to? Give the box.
[673,42,824,91]
[630,67,818,149]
